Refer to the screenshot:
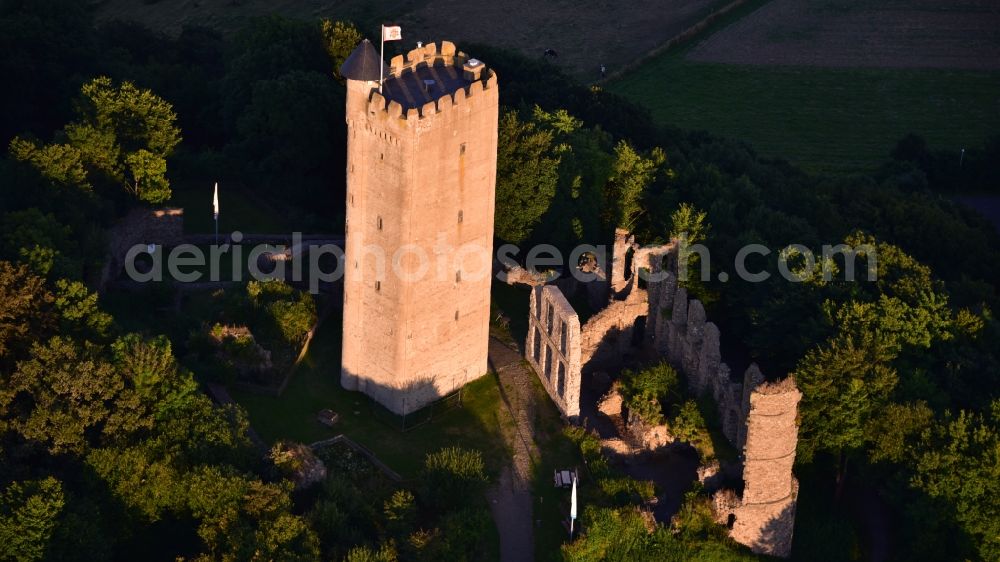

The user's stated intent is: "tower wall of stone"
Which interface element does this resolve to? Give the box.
[741,379,801,505]
[341,42,498,415]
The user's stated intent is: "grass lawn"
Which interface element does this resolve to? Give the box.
[529,377,587,562]
[610,45,1000,175]
[229,307,512,479]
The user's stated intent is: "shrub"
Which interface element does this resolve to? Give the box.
[668,400,715,461]
[267,294,316,346]
[620,362,681,425]
[420,447,488,512]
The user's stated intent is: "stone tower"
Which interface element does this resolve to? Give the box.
[714,377,802,558]
[339,39,499,415]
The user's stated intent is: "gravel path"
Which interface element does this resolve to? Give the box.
[487,338,541,562]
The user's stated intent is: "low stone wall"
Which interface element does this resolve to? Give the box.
[525,286,582,419]
[99,207,184,291]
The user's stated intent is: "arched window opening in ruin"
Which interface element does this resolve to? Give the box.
[533,328,542,363]
[547,303,554,335]
[727,514,736,529]
[637,267,649,290]
[560,321,567,354]
[624,246,635,280]
[535,290,542,318]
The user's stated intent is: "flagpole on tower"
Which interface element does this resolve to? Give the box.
[379,24,401,94]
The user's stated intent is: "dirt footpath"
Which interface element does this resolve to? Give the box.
[486,337,541,562]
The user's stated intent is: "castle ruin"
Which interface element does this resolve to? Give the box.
[519,230,801,557]
[339,40,499,415]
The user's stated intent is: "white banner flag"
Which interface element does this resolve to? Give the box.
[213,182,219,219]
[570,476,577,520]
[382,25,402,42]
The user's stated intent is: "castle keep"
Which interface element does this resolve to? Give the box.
[339,40,499,415]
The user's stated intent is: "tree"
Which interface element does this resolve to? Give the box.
[7,139,90,193]
[187,466,320,561]
[64,76,180,203]
[911,402,1000,561]
[619,363,680,425]
[321,20,362,79]
[0,209,80,278]
[110,334,200,421]
[494,111,560,243]
[4,337,135,453]
[604,140,664,232]
[234,69,343,206]
[0,262,55,366]
[669,203,709,247]
[53,279,112,339]
[794,235,971,465]
[0,477,65,562]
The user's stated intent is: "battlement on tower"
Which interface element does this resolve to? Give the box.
[369,41,498,121]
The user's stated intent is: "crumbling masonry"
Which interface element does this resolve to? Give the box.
[521,229,801,557]
[525,286,582,419]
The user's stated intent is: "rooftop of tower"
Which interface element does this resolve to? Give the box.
[344,40,494,112]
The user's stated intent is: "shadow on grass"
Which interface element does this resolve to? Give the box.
[228,308,511,480]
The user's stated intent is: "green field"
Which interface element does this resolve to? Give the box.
[610,52,1000,175]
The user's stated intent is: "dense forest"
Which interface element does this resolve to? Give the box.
[1,1,998,561]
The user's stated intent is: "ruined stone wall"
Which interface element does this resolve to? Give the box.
[525,286,582,419]
[519,232,800,556]
[341,41,498,415]
[99,207,184,290]
[579,292,647,369]
[714,378,801,558]
[645,246,759,445]
[636,239,802,557]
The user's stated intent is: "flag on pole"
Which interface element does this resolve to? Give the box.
[213,182,219,219]
[570,475,578,520]
[382,25,402,42]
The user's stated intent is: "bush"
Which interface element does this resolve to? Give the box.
[267,294,316,346]
[668,400,715,461]
[620,363,681,425]
[420,447,488,512]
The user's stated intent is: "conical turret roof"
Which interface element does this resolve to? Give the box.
[340,39,390,82]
